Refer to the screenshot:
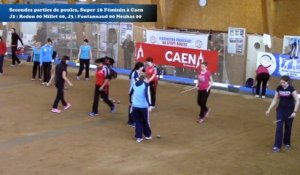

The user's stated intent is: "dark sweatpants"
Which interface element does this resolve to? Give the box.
[52,84,67,108]
[42,62,52,83]
[197,89,210,119]
[92,85,114,114]
[274,108,294,149]
[77,59,90,78]
[11,46,20,65]
[149,81,157,107]
[132,107,151,139]
[32,61,41,79]
[256,73,270,96]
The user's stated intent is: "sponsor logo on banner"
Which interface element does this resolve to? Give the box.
[146,30,208,50]
[257,51,300,80]
[135,42,218,72]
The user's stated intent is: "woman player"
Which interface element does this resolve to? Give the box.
[266,75,299,153]
[128,62,145,127]
[0,36,7,75]
[31,42,42,80]
[195,62,213,123]
[129,73,152,143]
[89,58,115,117]
[76,39,92,81]
[51,56,73,113]
[145,57,158,109]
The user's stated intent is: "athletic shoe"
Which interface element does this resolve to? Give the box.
[272,147,280,153]
[10,64,16,67]
[145,136,152,140]
[204,108,211,118]
[64,103,71,110]
[42,82,47,85]
[111,105,116,113]
[284,145,291,150]
[136,138,143,143]
[38,78,42,81]
[262,96,266,99]
[0,73,3,76]
[128,123,135,128]
[31,78,36,81]
[255,95,259,98]
[76,76,80,80]
[51,108,61,113]
[88,112,99,117]
[85,78,90,81]
[197,118,205,123]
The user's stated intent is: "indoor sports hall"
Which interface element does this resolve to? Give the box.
[0,0,300,175]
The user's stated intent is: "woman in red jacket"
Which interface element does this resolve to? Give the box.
[0,36,7,75]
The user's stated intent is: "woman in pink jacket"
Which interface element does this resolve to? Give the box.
[255,65,270,98]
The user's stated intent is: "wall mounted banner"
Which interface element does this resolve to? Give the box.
[227,27,246,55]
[257,51,300,80]
[135,42,218,72]
[282,35,300,59]
[146,30,209,50]
[0,4,157,22]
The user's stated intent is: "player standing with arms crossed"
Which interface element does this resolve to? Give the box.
[266,75,299,153]
[195,62,213,123]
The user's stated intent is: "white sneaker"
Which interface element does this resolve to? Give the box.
[262,96,266,99]
[64,103,71,110]
[255,95,259,98]
[145,136,152,140]
[85,78,90,81]
[76,76,80,80]
[51,108,61,113]
[136,138,143,143]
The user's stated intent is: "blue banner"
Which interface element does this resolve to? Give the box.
[0,4,157,22]
[257,52,300,80]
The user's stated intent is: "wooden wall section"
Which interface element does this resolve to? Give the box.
[166,0,265,34]
[273,0,300,37]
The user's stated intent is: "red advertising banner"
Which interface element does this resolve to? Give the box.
[135,42,219,72]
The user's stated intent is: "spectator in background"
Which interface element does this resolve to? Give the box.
[122,34,135,69]
[254,64,270,98]
[10,28,23,66]
[36,24,47,45]
[0,36,7,75]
